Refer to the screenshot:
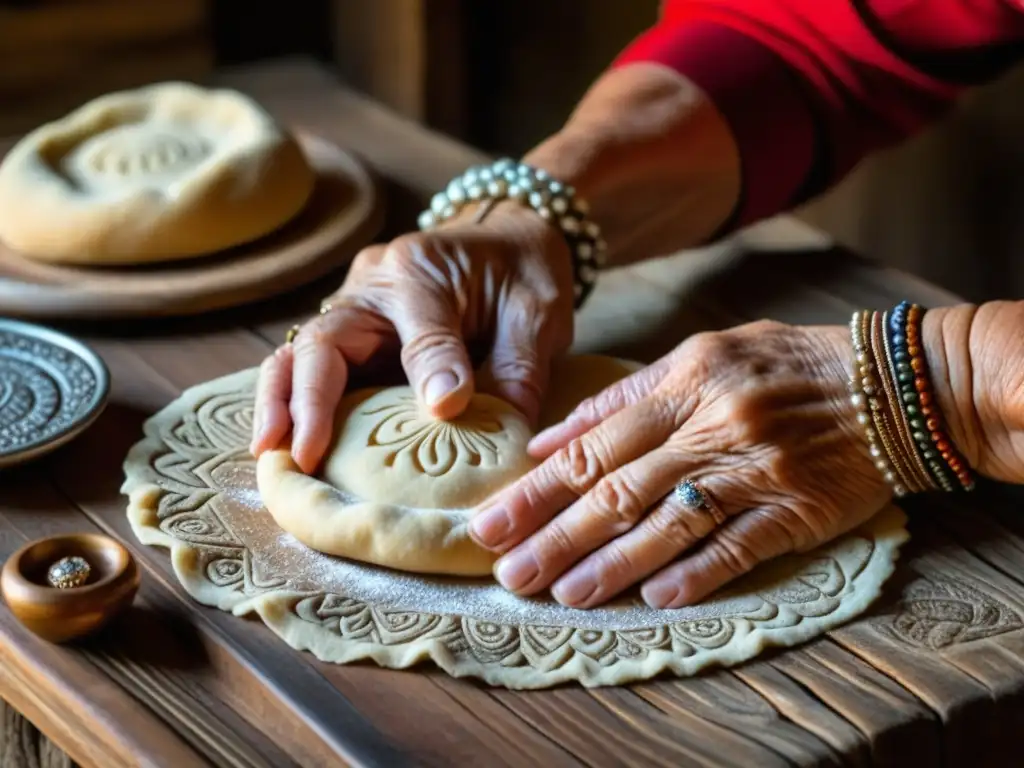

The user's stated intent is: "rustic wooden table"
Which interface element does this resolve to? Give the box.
[3,59,1023,768]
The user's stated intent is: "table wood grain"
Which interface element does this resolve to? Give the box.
[1,58,1020,768]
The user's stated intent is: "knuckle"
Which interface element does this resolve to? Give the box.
[648,506,706,550]
[686,330,730,364]
[400,328,461,367]
[518,475,554,516]
[764,449,797,486]
[384,234,427,268]
[747,318,785,336]
[591,541,638,582]
[753,505,810,551]
[553,437,608,495]
[489,352,543,386]
[351,244,386,269]
[716,390,765,444]
[710,532,760,576]
[539,520,577,561]
[589,474,647,532]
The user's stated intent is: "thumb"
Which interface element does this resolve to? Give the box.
[390,284,475,420]
[528,352,675,457]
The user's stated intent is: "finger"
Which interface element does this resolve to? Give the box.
[494,445,702,597]
[641,506,797,608]
[550,475,737,607]
[388,282,475,421]
[470,394,679,556]
[251,346,294,455]
[478,295,558,425]
[288,327,350,474]
[528,353,680,457]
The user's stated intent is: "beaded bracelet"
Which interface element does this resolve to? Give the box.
[849,304,975,495]
[849,310,906,497]
[416,158,606,308]
[879,310,936,492]
[888,301,975,491]
[868,310,929,494]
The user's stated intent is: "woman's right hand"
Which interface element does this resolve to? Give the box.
[250,202,577,474]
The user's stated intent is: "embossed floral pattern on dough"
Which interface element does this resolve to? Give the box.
[363,394,503,477]
[71,126,212,188]
[122,368,911,689]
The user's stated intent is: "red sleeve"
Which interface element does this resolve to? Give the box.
[615,0,1024,227]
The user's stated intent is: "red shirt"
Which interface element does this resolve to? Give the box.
[615,0,1024,226]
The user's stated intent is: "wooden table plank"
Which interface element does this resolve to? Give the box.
[0,473,214,768]
[631,677,845,765]
[764,642,940,767]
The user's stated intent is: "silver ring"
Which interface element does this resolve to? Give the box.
[674,479,727,525]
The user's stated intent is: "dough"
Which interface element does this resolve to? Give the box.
[257,355,637,576]
[124,365,910,689]
[0,82,315,265]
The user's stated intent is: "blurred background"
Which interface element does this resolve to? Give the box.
[1,0,1022,302]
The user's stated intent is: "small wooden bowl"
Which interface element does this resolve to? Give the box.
[1,533,140,643]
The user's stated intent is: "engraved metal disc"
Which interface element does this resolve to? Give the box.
[0,319,109,468]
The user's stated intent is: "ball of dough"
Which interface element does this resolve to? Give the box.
[0,82,315,265]
[257,355,639,576]
[324,388,536,509]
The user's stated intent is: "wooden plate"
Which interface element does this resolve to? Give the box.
[0,131,383,319]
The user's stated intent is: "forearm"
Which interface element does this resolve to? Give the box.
[924,301,1024,484]
[523,0,1024,272]
[523,64,741,268]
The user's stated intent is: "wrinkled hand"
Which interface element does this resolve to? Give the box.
[251,203,574,473]
[469,320,891,608]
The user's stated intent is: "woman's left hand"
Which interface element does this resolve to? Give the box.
[468,320,893,609]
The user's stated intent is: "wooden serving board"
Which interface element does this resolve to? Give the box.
[0,131,383,319]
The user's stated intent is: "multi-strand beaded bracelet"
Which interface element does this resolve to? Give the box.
[849,301,974,497]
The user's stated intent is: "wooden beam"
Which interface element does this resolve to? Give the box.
[330,0,466,136]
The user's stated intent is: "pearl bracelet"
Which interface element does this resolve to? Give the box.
[416,158,606,308]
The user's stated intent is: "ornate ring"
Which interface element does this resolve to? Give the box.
[46,555,91,589]
[674,479,727,525]
[285,324,302,345]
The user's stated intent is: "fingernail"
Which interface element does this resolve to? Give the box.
[495,550,539,592]
[424,370,460,406]
[470,507,511,548]
[641,582,679,609]
[552,570,598,607]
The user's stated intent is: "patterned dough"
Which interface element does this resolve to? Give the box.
[0,82,314,264]
[122,366,911,689]
[257,355,639,576]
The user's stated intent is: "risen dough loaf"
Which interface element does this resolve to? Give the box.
[257,354,639,576]
[0,82,315,264]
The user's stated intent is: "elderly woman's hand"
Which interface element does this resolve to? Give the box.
[251,203,575,473]
[469,320,892,609]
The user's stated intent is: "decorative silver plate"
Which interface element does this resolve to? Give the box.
[0,318,110,468]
